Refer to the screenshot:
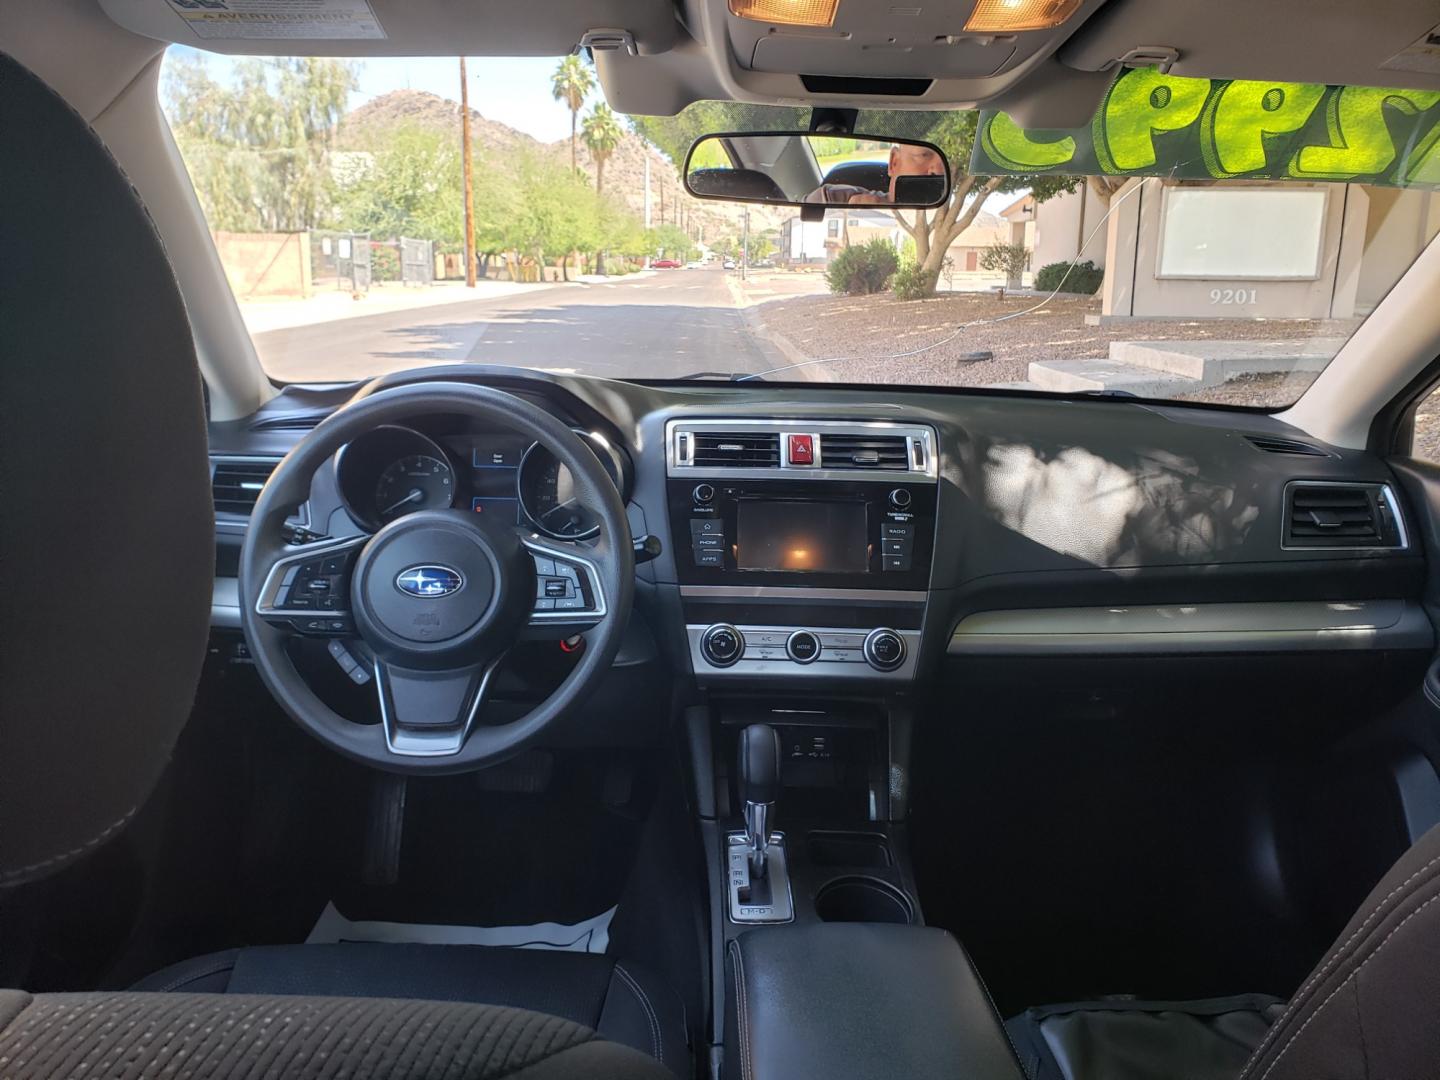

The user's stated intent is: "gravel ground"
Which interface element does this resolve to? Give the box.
[753,291,1359,408]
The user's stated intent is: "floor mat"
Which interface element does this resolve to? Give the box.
[306,901,616,953]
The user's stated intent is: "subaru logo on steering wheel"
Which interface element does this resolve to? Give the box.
[395,565,465,598]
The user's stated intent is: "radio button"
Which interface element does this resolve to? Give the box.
[786,630,820,664]
[881,522,914,540]
[882,537,911,556]
[882,554,912,571]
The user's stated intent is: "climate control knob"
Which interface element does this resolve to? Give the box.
[786,629,820,664]
[701,623,743,667]
[864,628,906,671]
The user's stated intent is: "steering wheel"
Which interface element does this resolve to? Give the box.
[240,383,635,772]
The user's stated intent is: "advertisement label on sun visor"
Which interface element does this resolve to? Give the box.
[971,67,1440,190]
[165,0,386,41]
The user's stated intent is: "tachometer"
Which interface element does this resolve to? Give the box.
[516,432,625,540]
[374,453,455,522]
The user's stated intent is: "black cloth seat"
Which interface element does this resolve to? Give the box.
[0,990,671,1080]
[1005,821,1440,1080]
[133,942,688,1076]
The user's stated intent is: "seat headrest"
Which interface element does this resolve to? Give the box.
[688,167,787,201]
[823,161,889,194]
[0,53,214,887]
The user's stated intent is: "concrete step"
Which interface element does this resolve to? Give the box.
[1108,339,1343,386]
[1027,357,1195,397]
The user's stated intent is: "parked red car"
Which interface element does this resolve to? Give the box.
[652,258,682,269]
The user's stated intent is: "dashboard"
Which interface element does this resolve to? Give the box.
[332,420,631,539]
[208,366,1432,694]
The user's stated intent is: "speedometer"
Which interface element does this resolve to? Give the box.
[516,432,624,540]
[374,454,455,522]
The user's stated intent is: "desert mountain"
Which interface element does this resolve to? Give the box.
[337,90,787,246]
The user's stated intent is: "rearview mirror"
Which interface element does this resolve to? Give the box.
[684,133,950,209]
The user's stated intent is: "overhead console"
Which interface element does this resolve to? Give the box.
[665,419,938,682]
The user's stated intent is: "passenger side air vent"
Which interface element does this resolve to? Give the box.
[692,431,781,468]
[1283,483,1405,549]
[819,433,910,470]
[212,458,278,515]
[1245,435,1331,457]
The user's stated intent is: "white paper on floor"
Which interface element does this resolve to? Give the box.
[306,901,616,954]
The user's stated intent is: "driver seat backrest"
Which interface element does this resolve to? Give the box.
[822,160,887,193]
[0,51,670,1080]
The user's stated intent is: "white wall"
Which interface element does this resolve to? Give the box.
[1032,185,1110,272]
[1357,188,1440,313]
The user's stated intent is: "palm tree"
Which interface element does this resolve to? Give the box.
[581,103,625,275]
[581,103,623,194]
[550,55,595,173]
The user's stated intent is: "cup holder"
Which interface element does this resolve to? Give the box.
[813,876,915,925]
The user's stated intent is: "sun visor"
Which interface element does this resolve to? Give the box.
[971,67,1440,190]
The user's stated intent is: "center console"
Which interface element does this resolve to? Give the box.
[664,418,938,681]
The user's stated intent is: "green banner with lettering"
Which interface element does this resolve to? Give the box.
[971,68,1440,189]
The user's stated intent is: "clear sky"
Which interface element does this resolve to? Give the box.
[169,48,589,143]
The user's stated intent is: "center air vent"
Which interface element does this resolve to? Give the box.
[212,458,278,515]
[692,431,781,468]
[1283,482,1405,549]
[819,433,910,470]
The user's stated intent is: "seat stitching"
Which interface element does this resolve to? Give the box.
[612,963,662,1063]
[154,957,238,993]
[1240,850,1440,1075]
[0,807,138,884]
[1254,892,1440,1080]
[728,941,752,1080]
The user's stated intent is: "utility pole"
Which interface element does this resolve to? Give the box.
[643,156,652,268]
[746,209,753,275]
[459,57,476,288]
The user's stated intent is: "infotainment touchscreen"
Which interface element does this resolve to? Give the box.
[735,500,868,573]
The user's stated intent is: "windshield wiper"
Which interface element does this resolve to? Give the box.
[676,370,763,382]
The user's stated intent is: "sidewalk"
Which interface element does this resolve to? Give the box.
[238,279,565,335]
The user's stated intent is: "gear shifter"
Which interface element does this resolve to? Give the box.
[737,723,781,878]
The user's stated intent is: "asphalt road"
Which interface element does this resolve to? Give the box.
[254,267,784,383]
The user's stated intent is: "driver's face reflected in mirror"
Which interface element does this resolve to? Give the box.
[810,143,947,206]
[684,132,950,209]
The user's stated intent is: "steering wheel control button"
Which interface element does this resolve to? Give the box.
[702,624,743,667]
[693,483,716,504]
[889,488,913,509]
[864,628,906,671]
[785,630,821,664]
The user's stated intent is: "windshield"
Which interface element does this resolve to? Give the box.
[162,50,1439,408]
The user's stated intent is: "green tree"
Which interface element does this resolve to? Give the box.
[582,103,626,274]
[334,124,465,243]
[861,109,1078,297]
[551,54,595,173]
[163,54,358,231]
[978,240,1031,288]
[628,102,807,166]
[581,103,625,194]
